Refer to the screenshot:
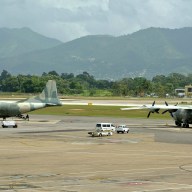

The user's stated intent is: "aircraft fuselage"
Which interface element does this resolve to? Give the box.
[0,102,46,118]
[172,109,192,127]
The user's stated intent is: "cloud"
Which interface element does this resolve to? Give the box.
[0,0,192,42]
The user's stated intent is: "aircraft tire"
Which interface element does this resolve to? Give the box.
[183,123,189,128]
[175,121,181,127]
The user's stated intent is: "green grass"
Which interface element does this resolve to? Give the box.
[29,105,171,119]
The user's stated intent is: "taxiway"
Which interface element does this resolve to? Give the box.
[0,115,191,191]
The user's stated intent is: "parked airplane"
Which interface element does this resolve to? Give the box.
[121,101,192,128]
[0,80,62,120]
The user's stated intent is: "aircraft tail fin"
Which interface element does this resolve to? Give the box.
[23,80,62,106]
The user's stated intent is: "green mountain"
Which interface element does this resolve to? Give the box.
[0,27,62,58]
[0,27,192,79]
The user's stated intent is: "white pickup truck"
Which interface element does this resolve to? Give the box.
[2,120,17,128]
[116,125,129,134]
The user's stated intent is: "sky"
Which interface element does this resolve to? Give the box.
[1,0,192,42]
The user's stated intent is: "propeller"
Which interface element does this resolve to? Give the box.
[147,101,160,118]
[162,101,178,117]
[147,111,151,118]
[162,101,170,115]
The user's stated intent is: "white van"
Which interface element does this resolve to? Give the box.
[95,123,116,132]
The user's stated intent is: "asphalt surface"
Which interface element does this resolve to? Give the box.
[0,115,192,191]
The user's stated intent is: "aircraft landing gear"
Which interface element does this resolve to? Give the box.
[26,114,29,121]
[175,121,182,127]
[182,123,189,128]
[175,121,190,128]
[16,114,29,121]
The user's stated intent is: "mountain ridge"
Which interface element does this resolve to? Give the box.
[0,27,192,79]
[0,27,62,58]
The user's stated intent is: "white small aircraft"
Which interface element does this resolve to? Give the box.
[121,101,192,128]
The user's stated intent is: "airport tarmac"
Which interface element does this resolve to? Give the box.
[0,115,192,191]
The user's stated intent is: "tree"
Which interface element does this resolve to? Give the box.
[0,70,11,81]
[61,73,74,80]
[48,70,59,76]
[1,76,20,92]
[152,75,166,84]
[133,77,151,97]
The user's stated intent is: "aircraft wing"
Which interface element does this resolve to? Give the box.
[121,102,192,118]
[121,105,192,110]
[121,106,148,110]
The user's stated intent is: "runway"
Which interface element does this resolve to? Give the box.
[0,115,192,191]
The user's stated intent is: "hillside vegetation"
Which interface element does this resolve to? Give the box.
[0,27,192,79]
[0,27,62,58]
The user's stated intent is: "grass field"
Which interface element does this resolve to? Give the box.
[29,105,171,119]
[0,93,185,119]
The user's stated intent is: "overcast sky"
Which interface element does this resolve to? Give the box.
[1,0,192,42]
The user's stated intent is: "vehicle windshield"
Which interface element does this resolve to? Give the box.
[119,125,125,127]
[96,124,101,127]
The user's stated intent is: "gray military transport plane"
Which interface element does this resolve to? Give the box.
[0,80,62,120]
[121,101,192,128]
